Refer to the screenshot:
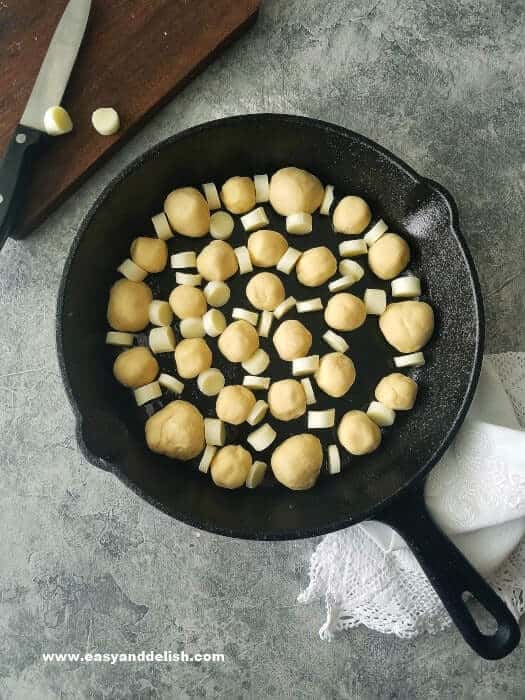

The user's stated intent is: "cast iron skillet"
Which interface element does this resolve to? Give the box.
[57,114,520,659]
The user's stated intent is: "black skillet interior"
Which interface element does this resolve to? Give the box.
[58,114,483,540]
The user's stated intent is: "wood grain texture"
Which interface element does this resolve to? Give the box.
[0,0,260,235]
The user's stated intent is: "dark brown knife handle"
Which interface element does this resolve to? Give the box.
[0,125,43,251]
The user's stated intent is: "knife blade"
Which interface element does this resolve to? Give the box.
[0,0,91,250]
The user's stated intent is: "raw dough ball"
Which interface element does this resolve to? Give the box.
[271,434,323,490]
[196,240,238,281]
[379,301,434,353]
[211,445,253,489]
[107,278,152,332]
[169,285,207,319]
[315,352,356,398]
[338,410,381,455]
[113,346,159,388]
[220,176,256,214]
[296,246,337,287]
[268,379,307,421]
[269,167,324,216]
[216,385,256,425]
[324,293,366,331]
[247,229,288,267]
[368,233,410,280]
[273,319,312,361]
[375,373,418,410]
[164,187,210,237]
[145,400,204,460]
[218,320,259,362]
[130,237,168,273]
[333,196,371,235]
[246,272,285,311]
[174,338,212,378]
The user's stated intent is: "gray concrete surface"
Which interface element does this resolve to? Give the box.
[1,0,524,697]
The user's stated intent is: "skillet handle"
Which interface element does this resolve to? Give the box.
[378,484,521,660]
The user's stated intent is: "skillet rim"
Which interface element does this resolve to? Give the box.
[56,113,485,540]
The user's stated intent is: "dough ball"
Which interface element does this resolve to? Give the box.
[113,346,159,388]
[169,285,207,319]
[338,410,381,455]
[379,301,434,353]
[220,176,256,214]
[268,379,307,421]
[174,338,212,378]
[216,385,256,425]
[269,167,324,216]
[296,246,337,287]
[145,400,204,460]
[368,233,410,280]
[164,187,210,237]
[247,229,288,267]
[107,278,152,332]
[271,434,322,490]
[315,352,356,398]
[130,237,168,273]
[324,293,366,331]
[196,240,238,281]
[375,373,418,410]
[218,320,259,362]
[246,272,285,311]
[211,445,252,489]
[273,319,312,361]
[332,196,371,235]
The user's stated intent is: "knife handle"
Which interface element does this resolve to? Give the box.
[0,125,43,251]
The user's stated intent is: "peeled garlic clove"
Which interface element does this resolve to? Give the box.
[322,330,349,353]
[232,307,258,326]
[307,408,335,429]
[234,246,253,274]
[149,300,173,326]
[197,368,225,396]
[210,211,235,240]
[258,310,273,338]
[240,207,269,232]
[286,212,312,235]
[364,288,387,315]
[204,281,230,307]
[339,238,368,257]
[247,399,269,426]
[118,258,147,282]
[301,377,316,405]
[296,298,323,313]
[243,375,270,390]
[202,182,221,210]
[242,349,270,375]
[204,417,226,446]
[151,211,174,240]
[328,276,355,293]
[394,352,425,368]
[247,423,276,452]
[364,219,388,246]
[273,296,296,320]
[276,247,302,274]
[202,309,226,337]
[92,107,120,136]
[171,252,197,269]
[44,105,73,136]
[180,317,205,338]
[106,331,134,346]
[338,259,365,282]
[367,400,396,427]
[320,185,335,216]
[158,373,184,394]
[246,460,267,488]
[199,445,217,474]
[175,272,202,286]
[134,381,162,406]
[253,174,270,203]
[149,326,176,353]
[391,276,421,298]
[292,355,319,377]
[328,444,341,475]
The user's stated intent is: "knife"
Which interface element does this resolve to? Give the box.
[0,0,91,251]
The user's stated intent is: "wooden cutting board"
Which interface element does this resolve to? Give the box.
[0,0,260,236]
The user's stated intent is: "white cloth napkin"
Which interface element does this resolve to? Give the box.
[298,353,525,639]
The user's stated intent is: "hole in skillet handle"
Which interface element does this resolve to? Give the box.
[377,482,521,660]
[78,410,130,473]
